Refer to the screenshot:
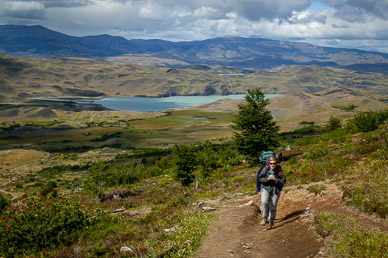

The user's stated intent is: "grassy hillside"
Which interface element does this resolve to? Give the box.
[1,54,388,102]
[0,108,387,257]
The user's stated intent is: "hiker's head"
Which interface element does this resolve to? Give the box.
[269,156,277,167]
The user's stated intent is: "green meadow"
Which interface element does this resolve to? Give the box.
[0,110,235,151]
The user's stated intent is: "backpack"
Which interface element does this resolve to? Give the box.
[256,151,283,192]
[259,151,275,165]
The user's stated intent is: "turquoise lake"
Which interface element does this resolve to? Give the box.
[92,94,279,112]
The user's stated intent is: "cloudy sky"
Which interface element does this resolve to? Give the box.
[0,0,387,53]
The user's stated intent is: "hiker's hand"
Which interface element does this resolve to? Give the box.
[268,175,275,180]
[258,192,261,197]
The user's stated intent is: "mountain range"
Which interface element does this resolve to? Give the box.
[1,25,388,73]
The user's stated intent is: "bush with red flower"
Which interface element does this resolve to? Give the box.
[0,191,105,256]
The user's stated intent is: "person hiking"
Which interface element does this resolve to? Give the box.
[258,155,286,229]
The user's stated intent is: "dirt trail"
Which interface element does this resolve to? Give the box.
[195,182,387,258]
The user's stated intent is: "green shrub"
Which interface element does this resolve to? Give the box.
[304,144,330,160]
[376,109,388,123]
[0,192,105,256]
[331,104,356,111]
[216,145,243,168]
[148,156,172,177]
[325,116,342,131]
[0,194,9,212]
[299,121,315,126]
[104,164,144,186]
[171,142,243,186]
[40,181,58,196]
[350,111,380,132]
[172,144,196,186]
[196,141,221,178]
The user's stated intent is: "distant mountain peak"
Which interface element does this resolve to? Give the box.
[0,24,387,72]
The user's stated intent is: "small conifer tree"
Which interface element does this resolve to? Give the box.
[231,88,280,165]
[326,116,342,131]
[172,144,196,186]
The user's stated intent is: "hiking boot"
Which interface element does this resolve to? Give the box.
[269,221,275,229]
[260,218,267,226]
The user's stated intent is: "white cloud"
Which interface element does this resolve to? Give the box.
[193,6,219,18]
[0,0,387,52]
[138,2,163,20]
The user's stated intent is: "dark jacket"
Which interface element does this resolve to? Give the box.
[258,165,286,195]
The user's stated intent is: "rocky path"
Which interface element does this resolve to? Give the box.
[195,182,386,257]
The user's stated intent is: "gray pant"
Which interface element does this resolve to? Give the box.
[261,188,280,221]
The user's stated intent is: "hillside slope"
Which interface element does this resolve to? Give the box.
[1,55,387,102]
[179,88,387,131]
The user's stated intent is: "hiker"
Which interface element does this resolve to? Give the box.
[256,151,278,196]
[258,155,286,229]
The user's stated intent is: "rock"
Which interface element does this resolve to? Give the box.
[197,201,205,207]
[242,242,252,249]
[111,207,125,213]
[120,246,133,253]
[201,207,216,212]
[163,225,178,233]
[239,200,255,207]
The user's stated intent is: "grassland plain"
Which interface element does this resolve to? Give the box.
[1,54,388,102]
[0,107,387,256]
[0,110,236,191]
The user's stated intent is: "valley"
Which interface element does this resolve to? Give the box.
[0,27,387,256]
[1,54,387,103]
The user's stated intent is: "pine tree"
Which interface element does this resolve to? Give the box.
[326,116,342,131]
[231,88,280,165]
[172,144,196,186]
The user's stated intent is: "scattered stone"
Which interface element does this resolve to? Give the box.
[163,225,178,233]
[223,192,243,197]
[111,207,125,213]
[197,201,205,207]
[242,242,252,249]
[201,206,216,212]
[303,207,312,217]
[196,202,216,212]
[239,200,255,207]
[120,246,133,253]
